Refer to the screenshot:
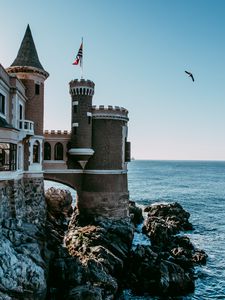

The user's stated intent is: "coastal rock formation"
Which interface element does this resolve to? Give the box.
[127,244,194,296]
[0,185,207,299]
[0,179,48,300]
[125,202,207,297]
[129,200,143,226]
[45,188,134,299]
[46,195,207,299]
[0,220,47,300]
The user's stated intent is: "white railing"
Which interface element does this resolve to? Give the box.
[18,120,34,135]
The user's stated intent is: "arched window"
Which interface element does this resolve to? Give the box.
[44,142,51,160]
[33,140,40,163]
[54,142,63,160]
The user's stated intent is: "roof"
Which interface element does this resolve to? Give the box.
[10,25,45,71]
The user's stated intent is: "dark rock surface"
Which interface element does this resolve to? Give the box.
[129,200,143,225]
[0,185,207,299]
[45,188,134,299]
[124,202,207,297]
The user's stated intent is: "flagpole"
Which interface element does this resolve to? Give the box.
[81,37,83,79]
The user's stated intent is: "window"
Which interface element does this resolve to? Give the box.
[54,142,63,160]
[73,105,78,113]
[19,104,23,120]
[73,127,77,135]
[0,93,5,115]
[35,84,40,95]
[33,140,40,163]
[0,143,17,171]
[88,116,91,124]
[44,142,51,160]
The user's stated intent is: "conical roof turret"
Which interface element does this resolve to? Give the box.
[7,25,49,78]
[11,25,44,70]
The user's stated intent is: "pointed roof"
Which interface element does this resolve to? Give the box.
[11,25,45,71]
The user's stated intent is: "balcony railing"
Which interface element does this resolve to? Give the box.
[18,120,34,135]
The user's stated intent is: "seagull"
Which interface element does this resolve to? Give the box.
[185,70,194,82]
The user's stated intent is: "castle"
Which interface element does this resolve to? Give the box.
[0,25,130,220]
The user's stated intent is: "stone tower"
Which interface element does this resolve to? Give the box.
[78,105,131,219]
[67,77,131,220]
[7,25,49,136]
[68,79,95,169]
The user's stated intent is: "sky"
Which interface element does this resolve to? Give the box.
[1,0,225,160]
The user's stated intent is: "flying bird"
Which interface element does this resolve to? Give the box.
[185,70,194,82]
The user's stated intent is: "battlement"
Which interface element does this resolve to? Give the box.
[92,105,129,121]
[69,79,95,96]
[44,130,71,137]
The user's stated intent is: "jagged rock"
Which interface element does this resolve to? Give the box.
[67,284,103,300]
[144,202,193,233]
[127,244,194,296]
[143,202,193,249]
[192,249,208,265]
[129,201,143,225]
[159,259,194,295]
[0,222,47,300]
[45,187,73,219]
[1,181,207,300]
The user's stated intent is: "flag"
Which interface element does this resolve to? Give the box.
[73,42,83,66]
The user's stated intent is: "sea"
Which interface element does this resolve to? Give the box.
[45,160,225,300]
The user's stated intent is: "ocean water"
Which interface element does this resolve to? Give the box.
[127,160,225,300]
[45,160,225,299]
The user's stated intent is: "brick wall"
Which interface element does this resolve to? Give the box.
[87,119,125,170]
[22,79,44,136]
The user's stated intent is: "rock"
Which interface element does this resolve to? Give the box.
[144,202,193,232]
[45,187,73,220]
[1,181,207,300]
[159,259,195,295]
[67,284,103,300]
[127,244,194,296]
[129,201,143,225]
[192,249,208,265]
[122,202,207,298]
[127,245,161,294]
[143,202,193,250]
[46,204,134,300]
[0,221,47,300]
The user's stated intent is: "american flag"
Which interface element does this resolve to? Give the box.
[72,42,83,65]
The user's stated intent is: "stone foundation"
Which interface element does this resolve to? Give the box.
[0,176,46,224]
[77,191,129,219]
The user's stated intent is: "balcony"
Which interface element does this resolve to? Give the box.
[18,120,34,136]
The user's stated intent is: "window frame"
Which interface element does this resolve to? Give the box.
[0,93,6,115]
[44,142,51,160]
[0,143,17,171]
[54,142,63,160]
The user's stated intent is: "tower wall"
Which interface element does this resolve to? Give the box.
[21,75,45,136]
[77,105,130,220]
[69,79,94,149]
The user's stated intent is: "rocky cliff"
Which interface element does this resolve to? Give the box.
[0,184,207,299]
[0,178,47,300]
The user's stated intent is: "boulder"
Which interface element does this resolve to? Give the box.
[129,201,144,225]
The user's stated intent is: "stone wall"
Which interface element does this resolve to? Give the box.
[0,176,46,224]
[78,191,129,219]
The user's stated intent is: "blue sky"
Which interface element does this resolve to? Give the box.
[1,0,225,160]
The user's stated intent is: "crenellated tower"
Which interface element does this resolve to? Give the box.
[78,104,131,220]
[68,79,95,169]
